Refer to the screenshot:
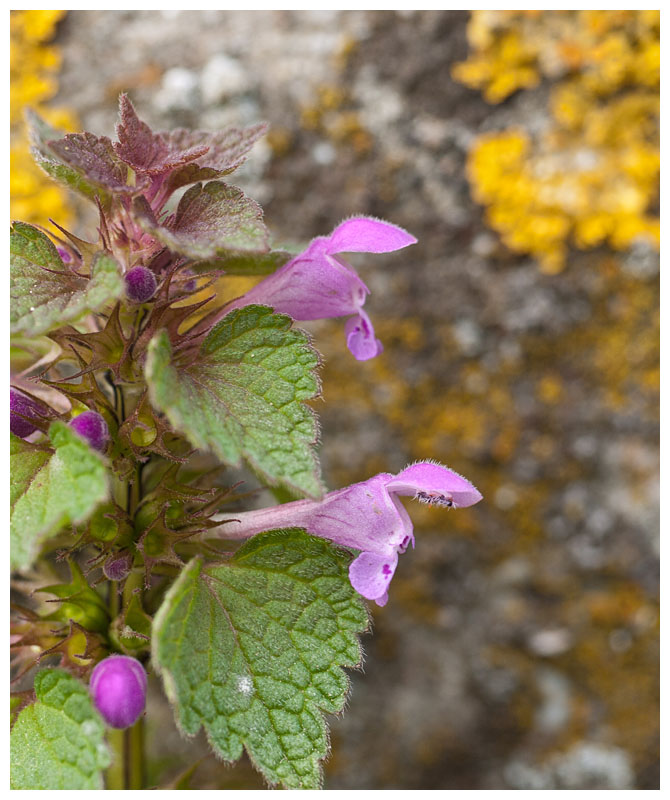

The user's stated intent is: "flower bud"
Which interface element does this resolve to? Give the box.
[124,266,157,303]
[90,655,147,729]
[68,410,110,452]
[103,550,133,581]
[10,388,49,438]
[57,246,72,263]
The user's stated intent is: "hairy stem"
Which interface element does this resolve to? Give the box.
[106,379,147,789]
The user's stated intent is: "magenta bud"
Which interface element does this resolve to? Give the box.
[90,655,147,729]
[68,410,110,452]
[10,388,50,438]
[57,246,72,263]
[103,551,133,581]
[125,266,157,303]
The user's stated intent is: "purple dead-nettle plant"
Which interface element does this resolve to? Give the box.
[9,95,482,791]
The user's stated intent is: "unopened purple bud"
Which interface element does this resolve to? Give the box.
[10,388,49,438]
[57,246,72,264]
[68,410,110,452]
[103,551,133,581]
[90,655,147,729]
[125,266,157,303]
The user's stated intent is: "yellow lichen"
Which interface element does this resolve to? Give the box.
[453,11,659,273]
[10,10,76,226]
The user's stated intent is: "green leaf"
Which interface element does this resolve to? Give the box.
[152,529,369,789]
[32,149,106,203]
[10,668,110,789]
[138,180,269,257]
[26,109,105,204]
[145,305,323,498]
[10,222,124,337]
[11,422,109,571]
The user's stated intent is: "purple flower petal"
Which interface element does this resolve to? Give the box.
[10,388,51,438]
[345,309,383,361]
[226,216,416,359]
[326,217,417,254]
[216,461,481,605]
[220,474,410,553]
[386,461,483,508]
[349,550,398,605]
[231,248,368,321]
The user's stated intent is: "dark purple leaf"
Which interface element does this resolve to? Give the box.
[113,94,208,175]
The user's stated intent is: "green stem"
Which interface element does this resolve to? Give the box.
[106,729,125,790]
[127,717,145,789]
[105,379,148,789]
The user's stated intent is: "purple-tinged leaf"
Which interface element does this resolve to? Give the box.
[138,180,269,258]
[161,122,267,174]
[10,222,124,337]
[47,132,149,195]
[26,109,103,204]
[114,94,208,175]
[161,163,222,198]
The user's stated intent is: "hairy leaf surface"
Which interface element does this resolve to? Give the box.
[47,132,148,194]
[161,122,267,173]
[139,180,269,257]
[11,423,109,570]
[10,222,123,337]
[10,668,110,789]
[26,109,104,203]
[114,94,208,174]
[152,529,368,789]
[145,305,322,498]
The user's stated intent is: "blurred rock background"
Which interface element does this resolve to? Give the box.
[11,10,659,790]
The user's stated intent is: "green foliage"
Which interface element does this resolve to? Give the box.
[138,180,269,257]
[10,222,123,336]
[26,108,104,204]
[145,305,323,498]
[10,422,109,570]
[152,529,369,789]
[38,561,110,633]
[10,668,110,789]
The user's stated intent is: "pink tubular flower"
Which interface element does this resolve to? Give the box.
[216,461,482,606]
[225,217,417,360]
